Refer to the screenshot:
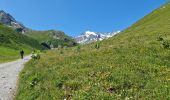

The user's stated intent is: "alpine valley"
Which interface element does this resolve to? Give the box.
[0,10,77,62]
[16,2,170,99]
[0,1,170,100]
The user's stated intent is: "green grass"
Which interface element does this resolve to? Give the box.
[0,24,43,63]
[0,23,77,62]
[26,30,77,48]
[0,46,19,63]
[16,2,170,100]
[0,46,32,63]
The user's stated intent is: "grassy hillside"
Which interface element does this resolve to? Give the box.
[0,24,42,63]
[26,30,77,49]
[16,2,170,100]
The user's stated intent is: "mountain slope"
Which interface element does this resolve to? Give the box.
[16,2,170,100]
[74,31,120,44]
[26,30,77,49]
[0,10,77,49]
[0,10,27,33]
[0,24,42,63]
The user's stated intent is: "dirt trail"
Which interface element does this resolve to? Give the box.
[0,56,31,100]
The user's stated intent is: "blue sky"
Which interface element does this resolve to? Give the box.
[0,0,169,36]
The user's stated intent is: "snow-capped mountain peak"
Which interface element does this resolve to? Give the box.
[74,30,120,44]
[84,31,98,37]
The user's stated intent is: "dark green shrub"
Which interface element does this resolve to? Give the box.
[55,80,64,89]
[60,50,64,54]
[157,36,170,49]
[30,78,39,88]
[157,36,164,41]
[162,40,170,49]
[95,43,100,49]
[76,45,81,52]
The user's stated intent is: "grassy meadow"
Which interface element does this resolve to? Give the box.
[0,46,19,63]
[0,23,43,63]
[0,46,33,63]
[16,2,170,100]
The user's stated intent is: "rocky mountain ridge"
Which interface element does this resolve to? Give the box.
[0,10,27,33]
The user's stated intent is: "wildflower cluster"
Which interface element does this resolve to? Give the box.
[31,50,41,60]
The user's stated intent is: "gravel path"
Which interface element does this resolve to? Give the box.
[0,56,31,100]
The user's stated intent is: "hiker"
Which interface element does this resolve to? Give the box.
[20,50,24,59]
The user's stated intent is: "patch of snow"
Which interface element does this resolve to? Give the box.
[84,31,97,37]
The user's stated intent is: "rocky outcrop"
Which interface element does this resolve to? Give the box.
[0,10,27,33]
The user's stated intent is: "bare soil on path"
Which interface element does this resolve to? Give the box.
[0,56,31,100]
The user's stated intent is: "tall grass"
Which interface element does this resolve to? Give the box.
[16,2,170,100]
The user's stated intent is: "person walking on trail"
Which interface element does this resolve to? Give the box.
[20,50,24,59]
